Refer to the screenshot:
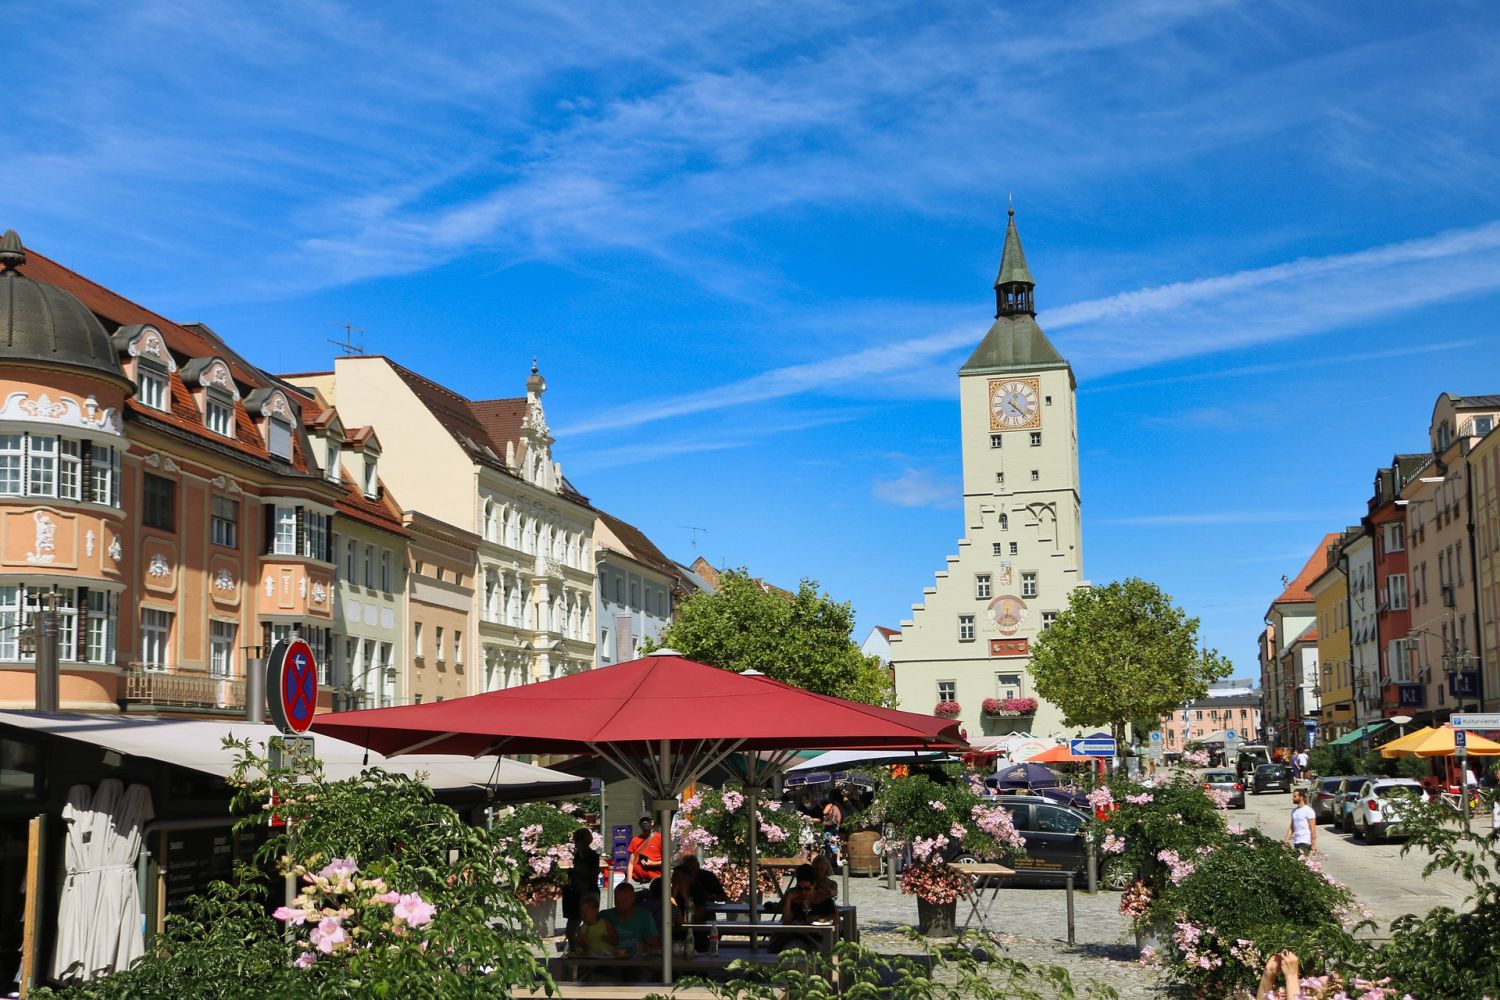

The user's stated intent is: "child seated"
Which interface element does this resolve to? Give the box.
[570,894,617,956]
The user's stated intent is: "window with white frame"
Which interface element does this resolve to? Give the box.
[28,436,54,497]
[267,417,292,461]
[0,435,21,495]
[1383,522,1404,553]
[1029,432,1042,447]
[958,615,976,642]
[210,620,236,677]
[937,680,956,702]
[141,609,172,670]
[995,673,1022,699]
[1009,542,1018,555]
[345,539,357,581]
[363,545,376,588]
[272,507,296,555]
[1042,611,1058,629]
[453,630,462,666]
[86,591,115,664]
[211,496,238,547]
[975,574,992,599]
[303,512,329,561]
[363,455,378,497]
[1021,572,1038,598]
[137,363,168,411]
[380,550,392,592]
[413,622,423,658]
[435,626,445,662]
[205,393,234,437]
[990,434,1003,448]
[1386,573,1408,611]
[992,542,1003,556]
[89,443,120,506]
[57,441,80,499]
[1030,469,1039,481]
[999,513,1009,530]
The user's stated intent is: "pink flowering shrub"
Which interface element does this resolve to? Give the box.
[670,786,820,898]
[491,801,585,906]
[933,700,962,718]
[981,697,1039,717]
[273,857,438,968]
[1181,748,1211,767]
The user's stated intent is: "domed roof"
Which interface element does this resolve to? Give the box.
[0,230,129,386]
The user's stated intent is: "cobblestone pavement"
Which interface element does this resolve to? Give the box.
[844,874,1170,998]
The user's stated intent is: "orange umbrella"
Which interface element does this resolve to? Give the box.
[1027,744,1088,763]
[1381,725,1500,758]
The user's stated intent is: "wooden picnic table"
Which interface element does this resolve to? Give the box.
[704,901,859,944]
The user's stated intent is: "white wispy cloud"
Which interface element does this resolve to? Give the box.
[871,468,962,510]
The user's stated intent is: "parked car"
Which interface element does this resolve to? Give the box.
[1334,775,1378,832]
[1310,776,1346,823]
[1350,779,1427,842]
[1234,745,1272,779]
[960,794,1090,885]
[1201,770,1246,809]
[1252,763,1291,794]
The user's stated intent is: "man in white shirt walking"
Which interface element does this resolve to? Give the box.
[1293,749,1309,782]
[1284,789,1317,855]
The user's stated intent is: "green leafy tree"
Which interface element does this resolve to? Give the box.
[1028,578,1230,745]
[650,568,892,705]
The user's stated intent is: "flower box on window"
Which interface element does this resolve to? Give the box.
[982,696,1038,718]
[933,701,962,719]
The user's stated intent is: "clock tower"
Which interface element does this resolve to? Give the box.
[889,210,1086,745]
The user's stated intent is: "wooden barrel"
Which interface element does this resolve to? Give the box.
[847,830,880,876]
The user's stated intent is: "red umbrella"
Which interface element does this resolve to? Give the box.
[313,652,964,983]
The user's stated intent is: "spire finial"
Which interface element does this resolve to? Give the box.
[0,230,25,270]
[531,355,539,375]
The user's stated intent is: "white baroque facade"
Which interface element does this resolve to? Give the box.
[891,211,1087,741]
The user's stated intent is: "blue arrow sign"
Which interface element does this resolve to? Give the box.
[1149,731,1162,744]
[1070,738,1117,758]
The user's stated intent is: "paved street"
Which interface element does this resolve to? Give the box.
[1235,783,1485,936]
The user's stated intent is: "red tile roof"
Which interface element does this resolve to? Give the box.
[377,358,509,472]
[285,386,405,536]
[1273,533,1340,605]
[596,510,691,590]
[469,397,527,454]
[875,626,900,639]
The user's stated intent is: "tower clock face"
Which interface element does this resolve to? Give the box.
[988,377,1041,431]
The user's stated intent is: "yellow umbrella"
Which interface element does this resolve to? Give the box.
[1378,726,1439,758]
[1382,726,1500,758]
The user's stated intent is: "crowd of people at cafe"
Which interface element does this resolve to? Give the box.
[563,800,846,965]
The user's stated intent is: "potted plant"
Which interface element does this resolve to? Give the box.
[933,701,962,719]
[861,767,1023,936]
[672,787,821,901]
[981,696,1038,718]
[492,801,586,935]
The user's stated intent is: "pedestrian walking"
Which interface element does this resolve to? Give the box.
[1284,789,1316,855]
[1293,749,1308,782]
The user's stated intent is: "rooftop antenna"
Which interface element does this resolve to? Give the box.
[328,321,365,356]
[680,525,708,552]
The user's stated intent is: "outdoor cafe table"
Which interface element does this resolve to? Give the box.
[948,861,1016,942]
[705,901,860,944]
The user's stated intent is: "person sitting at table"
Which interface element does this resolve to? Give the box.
[570,893,616,956]
[680,854,727,902]
[602,881,660,955]
[777,864,837,953]
[627,816,662,884]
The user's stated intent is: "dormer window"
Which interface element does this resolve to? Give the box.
[137,362,168,411]
[267,417,292,461]
[205,391,234,437]
[363,454,378,497]
[324,436,341,482]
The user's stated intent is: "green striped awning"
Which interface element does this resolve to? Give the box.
[1327,721,1390,746]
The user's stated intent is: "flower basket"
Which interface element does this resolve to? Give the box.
[934,701,962,719]
[982,697,1038,718]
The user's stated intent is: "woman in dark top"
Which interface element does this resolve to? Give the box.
[563,827,600,944]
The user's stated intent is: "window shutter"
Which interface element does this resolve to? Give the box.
[324,519,334,563]
[263,504,276,556]
[296,506,306,558]
[80,441,93,501]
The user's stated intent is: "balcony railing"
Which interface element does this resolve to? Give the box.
[122,665,245,710]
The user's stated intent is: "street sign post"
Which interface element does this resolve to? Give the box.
[1070,737,1117,758]
[1455,729,1467,750]
[266,637,319,736]
[1149,731,1162,745]
[1450,713,1500,730]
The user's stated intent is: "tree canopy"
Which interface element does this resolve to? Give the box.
[649,568,893,705]
[1028,577,1230,745]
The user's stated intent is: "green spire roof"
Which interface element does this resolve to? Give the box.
[960,314,1069,375]
[994,208,1034,288]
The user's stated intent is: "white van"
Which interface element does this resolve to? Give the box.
[1234,745,1271,777]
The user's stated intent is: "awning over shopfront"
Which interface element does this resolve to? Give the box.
[1326,720,1390,747]
[0,712,590,800]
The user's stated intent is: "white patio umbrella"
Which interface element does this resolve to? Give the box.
[85,780,152,978]
[49,784,93,981]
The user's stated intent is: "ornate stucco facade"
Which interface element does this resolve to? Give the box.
[890,212,1086,740]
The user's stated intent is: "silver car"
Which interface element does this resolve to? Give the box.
[1201,769,1246,809]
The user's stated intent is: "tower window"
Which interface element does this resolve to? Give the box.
[1044,396,1052,406]
[999,514,1008,530]
[995,472,1004,484]
[1009,542,1018,555]
[1021,572,1038,598]
[1030,470,1040,482]
[957,616,975,642]
[975,574,992,599]
[992,543,1003,556]
[1029,432,1042,447]
[990,434,1003,449]
[1042,611,1058,629]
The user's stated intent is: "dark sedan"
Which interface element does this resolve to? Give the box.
[1310,776,1346,823]
[1252,763,1290,794]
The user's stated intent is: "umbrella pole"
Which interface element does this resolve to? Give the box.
[659,739,674,987]
[747,784,760,936]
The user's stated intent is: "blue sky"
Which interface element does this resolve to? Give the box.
[7,1,1500,676]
